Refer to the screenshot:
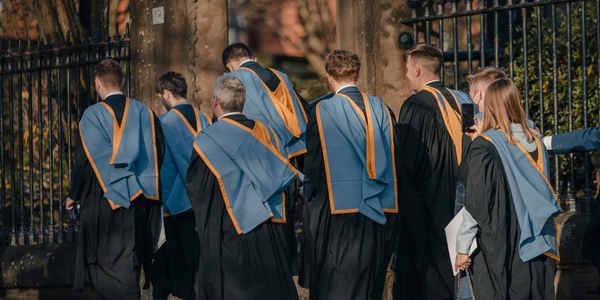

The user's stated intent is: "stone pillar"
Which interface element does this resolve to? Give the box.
[335,0,413,114]
[129,0,227,115]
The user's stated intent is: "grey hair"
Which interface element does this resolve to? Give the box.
[213,75,246,113]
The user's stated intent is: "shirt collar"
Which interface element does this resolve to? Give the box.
[238,59,255,68]
[104,91,123,100]
[172,100,189,107]
[423,80,441,87]
[218,111,243,121]
[335,84,357,94]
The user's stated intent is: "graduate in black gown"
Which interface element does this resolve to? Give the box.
[223,43,312,270]
[394,43,473,300]
[186,75,299,300]
[455,79,560,299]
[67,59,164,300]
[150,72,212,300]
[301,50,398,300]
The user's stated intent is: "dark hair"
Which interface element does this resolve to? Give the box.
[325,50,361,82]
[155,72,187,99]
[402,43,443,75]
[94,59,123,87]
[222,43,253,68]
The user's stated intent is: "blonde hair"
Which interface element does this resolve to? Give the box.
[466,66,507,86]
[481,78,534,145]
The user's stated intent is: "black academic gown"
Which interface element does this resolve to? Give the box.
[395,81,471,300]
[69,94,164,300]
[186,114,299,300]
[463,137,556,299]
[300,87,398,300]
[151,103,201,300]
[242,61,312,272]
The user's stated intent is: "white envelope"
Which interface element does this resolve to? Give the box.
[445,207,478,276]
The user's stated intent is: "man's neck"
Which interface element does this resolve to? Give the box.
[420,78,441,87]
[333,81,358,94]
[103,90,123,100]
[171,98,188,108]
[238,58,255,69]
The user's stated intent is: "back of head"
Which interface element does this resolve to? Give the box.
[213,75,246,113]
[325,50,361,82]
[482,78,533,144]
[156,72,187,99]
[222,43,253,68]
[402,43,443,76]
[466,66,507,87]
[94,59,123,88]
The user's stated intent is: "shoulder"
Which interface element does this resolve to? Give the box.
[82,102,110,119]
[399,91,439,120]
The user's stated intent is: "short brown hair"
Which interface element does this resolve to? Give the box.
[482,78,534,145]
[466,66,507,86]
[156,72,187,99]
[94,59,123,87]
[402,43,443,75]
[222,43,253,68]
[325,50,361,82]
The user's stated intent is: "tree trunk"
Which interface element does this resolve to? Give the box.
[335,0,413,115]
[90,0,110,37]
[130,0,228,115]
[33,0,63,42]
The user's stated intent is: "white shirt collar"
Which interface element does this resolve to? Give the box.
[218,112,243,121]
[335,84,357,94]
[172,100,189,107]
[238,59,255,68]
[423,79,441,87]
[104,91,123,100]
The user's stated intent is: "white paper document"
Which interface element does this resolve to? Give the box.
[297,171,305,182]
[445,207,478,276]
[154,207,167,253]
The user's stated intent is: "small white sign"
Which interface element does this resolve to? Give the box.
[152,7,164,25]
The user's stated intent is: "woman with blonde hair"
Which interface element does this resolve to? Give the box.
[454,78,561,299]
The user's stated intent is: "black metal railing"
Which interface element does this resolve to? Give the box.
[398,0,598,213]
[0,23,131,246]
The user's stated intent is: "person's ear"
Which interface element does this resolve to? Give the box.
[120,78,125,89]
[162,89,170,100]
[212,94,219,109]
[253,57,257,62]
[414,63,421,78]
[355,72,360,82]
[225,64,234,73]
[95,78,101,91]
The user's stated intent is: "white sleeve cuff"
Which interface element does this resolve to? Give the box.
[543,136,553,150]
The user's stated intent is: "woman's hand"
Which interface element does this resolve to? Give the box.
[455,253,472,272]
[466,117,483,140]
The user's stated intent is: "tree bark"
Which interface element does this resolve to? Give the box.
[90,0,110,37]
[33,0,63,42]
[130,0,228,115]
[335,0,413,115]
